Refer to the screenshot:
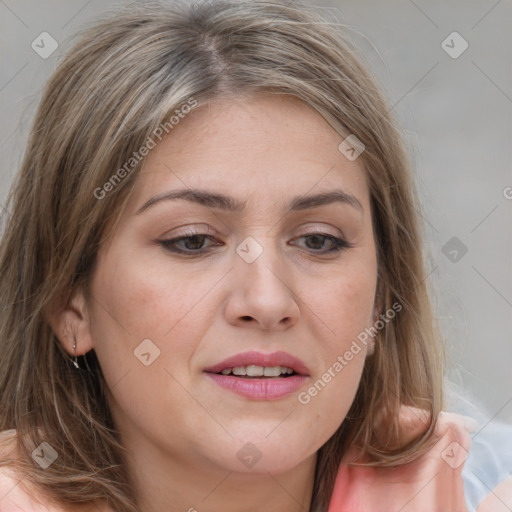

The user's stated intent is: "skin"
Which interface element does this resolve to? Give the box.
[48,93,379,512]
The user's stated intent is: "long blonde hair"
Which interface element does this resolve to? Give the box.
[0,1,444,510]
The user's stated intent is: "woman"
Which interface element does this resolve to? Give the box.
[0,1,510,511]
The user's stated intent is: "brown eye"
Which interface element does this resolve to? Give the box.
[160,234,221,255]
[294,233,352,253]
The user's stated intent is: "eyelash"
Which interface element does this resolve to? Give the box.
[159,232,353,256]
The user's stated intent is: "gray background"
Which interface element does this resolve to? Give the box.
[1,0,511,423]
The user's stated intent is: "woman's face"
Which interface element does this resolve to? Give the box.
[80,94,378,475]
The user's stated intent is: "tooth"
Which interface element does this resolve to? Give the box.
[246,365,264,377]
[263,366,282,377]
[226,365,295,377]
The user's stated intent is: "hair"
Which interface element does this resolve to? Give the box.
[0,0,444,510]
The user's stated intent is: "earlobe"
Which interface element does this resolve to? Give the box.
[45,288,95,357]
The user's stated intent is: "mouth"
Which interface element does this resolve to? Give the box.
[203,351,309,400]
[203,350,310,377]
[215,365,298,378]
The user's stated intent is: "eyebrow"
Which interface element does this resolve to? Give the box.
[135,188,363,215]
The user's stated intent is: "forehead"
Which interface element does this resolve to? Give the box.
[127,93,370,216]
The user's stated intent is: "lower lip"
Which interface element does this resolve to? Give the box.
[205,373,308,400]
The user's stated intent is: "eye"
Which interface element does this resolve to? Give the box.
[159,234,221,255]
[158,230,353,257]
[293,232,353,253]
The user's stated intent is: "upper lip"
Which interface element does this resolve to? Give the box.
[204,350,310,376]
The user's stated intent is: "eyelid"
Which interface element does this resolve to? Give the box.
[161,222,348,245]
[292,223,345,239]
[166,223,216,237]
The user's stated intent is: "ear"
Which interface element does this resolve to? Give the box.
[46,288,95,357]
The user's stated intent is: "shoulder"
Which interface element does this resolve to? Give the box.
[328,407,475,511]
[0,429,59,511]
[0,430,42,511]
[0,430,112,512]
[371,404,476,452]
[328,407,512,512]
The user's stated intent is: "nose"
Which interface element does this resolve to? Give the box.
[223,237,300,331]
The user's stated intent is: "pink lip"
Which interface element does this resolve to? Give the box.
[206,373,308,400]
[203,350,310,401]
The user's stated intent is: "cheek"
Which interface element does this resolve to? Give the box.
[87,251,225,373]
[297,259,376,416]
[305,261,377,351]
[86,252,226,437]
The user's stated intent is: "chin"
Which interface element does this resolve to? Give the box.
[206,434,316,475]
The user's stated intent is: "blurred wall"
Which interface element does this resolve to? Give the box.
[1,0,511,423]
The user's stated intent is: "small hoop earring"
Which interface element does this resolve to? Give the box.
[72,336,80,369]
